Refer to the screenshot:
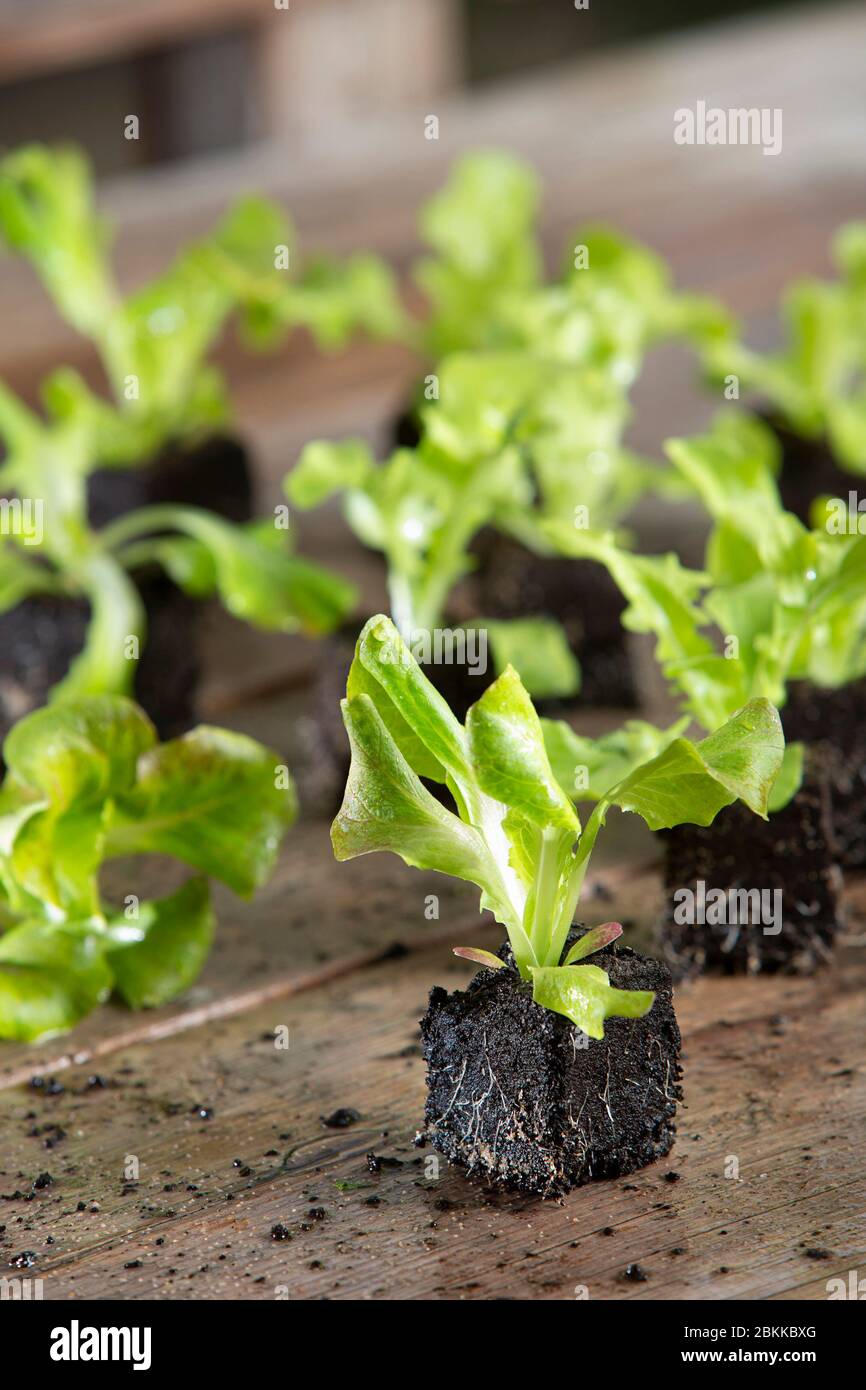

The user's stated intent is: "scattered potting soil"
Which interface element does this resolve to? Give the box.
[321,1109,361,1129]
[783,679,866,870]
[661,751,843,976]
[420,937,682,1197]
[86,434,253,529]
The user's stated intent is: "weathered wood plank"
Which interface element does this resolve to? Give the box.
[2,868,863,1300]
[1,850,861,1295]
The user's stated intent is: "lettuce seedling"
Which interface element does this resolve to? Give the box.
[0,386,356,701]
[701,223,866,471]
[0,143,406,463]
[285,418,582,699]
[0,695,296,1040]
[546,413,866,805]
[413,151,730,376]
[286,346,681,702]
[330,616,784,1037]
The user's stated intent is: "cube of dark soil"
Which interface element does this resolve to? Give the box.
[782,680,866,870]
[472,533,638,709]
[660,753,843,976]
[420,943,682,1197]
[765,416,854,526]
[87,435,253,529]
[0,576,199,748]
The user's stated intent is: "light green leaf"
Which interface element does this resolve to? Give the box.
[0,921,112,1042]
[542,716,689,802]
[601,698,784,830]
[466,666,578,831]
[107,726,297,897]
[331,693,512,924]
[530,962,655,1041]
[481,616,580,700]
[286,438,375,510]
[346,645,445,783]
[355,615,472,787]
[4,694,155,811]
[415,152,541,356]
[108,877,215,1009]
[104,505,356,635]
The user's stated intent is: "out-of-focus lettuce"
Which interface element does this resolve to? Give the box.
[701,222,866,472]
[0,144,406,464]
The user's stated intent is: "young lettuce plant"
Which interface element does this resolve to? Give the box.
[0,694,296,1041]
[413,151,731,381]
[545,412,866,807]
[545,415,864,972]
[0,143,405,464]
[701,224,866,473]
[285,412,581,700]
[0,384,356,704]
[331,616,784,1036]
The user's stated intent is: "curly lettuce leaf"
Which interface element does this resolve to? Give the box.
[415,151,541,356]
[0,920,113,1042]
[107,877,215,1010]
[107,505,356,635]
[542,716,689,802]
[0,696,296,1039]
[106,725,296,897]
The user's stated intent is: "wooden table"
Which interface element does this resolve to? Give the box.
[1,3,865,1300]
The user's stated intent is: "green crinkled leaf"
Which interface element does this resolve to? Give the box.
[3,694,156,811]
[601,698,784,829]
[481,616,580,700]
[541,716,689,802]
[415,152,541,356]
[0,921,112,1042]
[107,505,356,636]
[466,666,578,831]
[530,962,655,1041]
[286,438,376,510]
[9,805,106,920]
[108,877,215,1009]
[276,253,408,349]
[107,726,297,897]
